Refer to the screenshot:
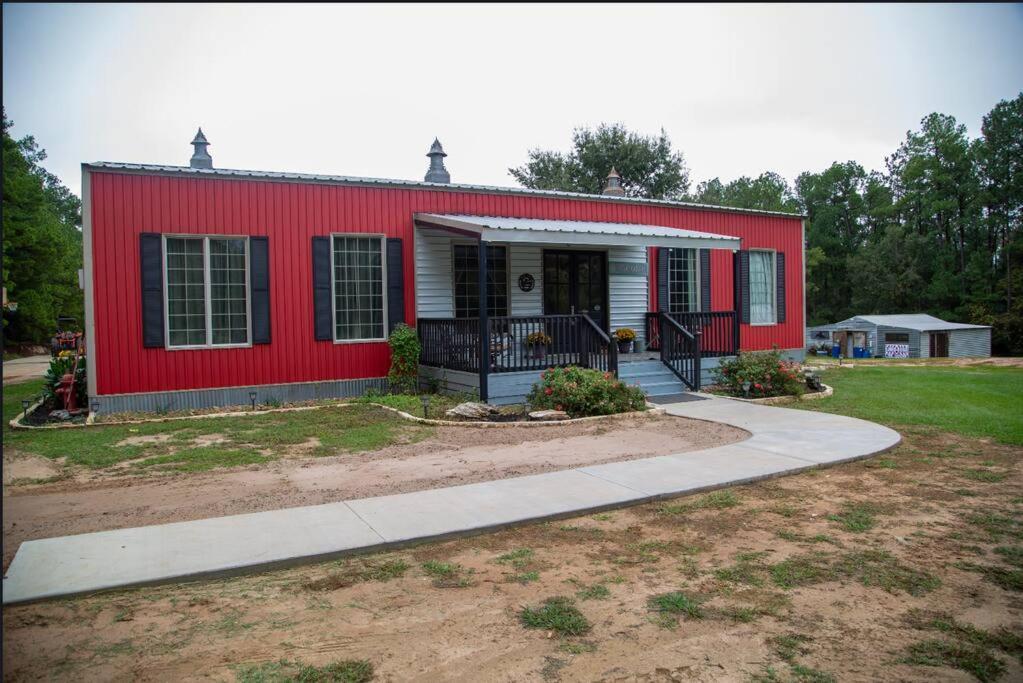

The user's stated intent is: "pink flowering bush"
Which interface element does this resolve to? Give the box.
[713,348,806,398]
[527,366,647,417]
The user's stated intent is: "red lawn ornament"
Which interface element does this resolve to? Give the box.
[55,352,81,412]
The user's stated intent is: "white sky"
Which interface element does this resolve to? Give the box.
[4,3,1022,198]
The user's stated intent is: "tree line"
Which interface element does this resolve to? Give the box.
[2,110,84,346]
[511,93,1023,354]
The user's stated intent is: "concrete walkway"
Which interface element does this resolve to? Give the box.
[2,396,900,605]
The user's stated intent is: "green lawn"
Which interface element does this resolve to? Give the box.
[798,366,1023,445]
[2,380,441,472]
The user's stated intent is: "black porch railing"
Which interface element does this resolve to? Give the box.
[656,312,702,391]
[646,311,738,358]
[418,314,617,375]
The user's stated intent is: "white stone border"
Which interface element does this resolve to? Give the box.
[9,399,664,431]
[697,383,833,406]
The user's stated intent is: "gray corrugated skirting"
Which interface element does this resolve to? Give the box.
[95,378,388,415]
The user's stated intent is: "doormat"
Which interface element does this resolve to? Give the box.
[646,393,710,405]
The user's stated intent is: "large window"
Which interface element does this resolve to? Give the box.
[749,250,776,325]
[332,235,385,341]
[667,248,698,313]
[165,236,249,348]
[453,244,508,318]
[885,332,910,344]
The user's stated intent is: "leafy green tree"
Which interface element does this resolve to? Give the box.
[509,123,690,199]
[2,111,83,344]
[690,172,800,213]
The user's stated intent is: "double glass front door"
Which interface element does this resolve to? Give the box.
[542,250,608,330]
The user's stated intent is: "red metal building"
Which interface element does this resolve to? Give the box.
[82,136,806,413]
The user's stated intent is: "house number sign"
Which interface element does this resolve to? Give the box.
[609,260,646,277]
[518,273,535,292]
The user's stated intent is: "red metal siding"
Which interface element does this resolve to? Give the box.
[89,171,804,395]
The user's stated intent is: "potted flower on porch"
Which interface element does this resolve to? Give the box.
[614,327,636,354]
[525,331,552,360]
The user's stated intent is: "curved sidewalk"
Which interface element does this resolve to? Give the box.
[2,396,900,605]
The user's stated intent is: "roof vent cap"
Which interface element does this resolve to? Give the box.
[190,128,213,169]
[602,167,625,196]
[424,138,450,183]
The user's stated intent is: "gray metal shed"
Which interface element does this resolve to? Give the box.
[806,314,991,359]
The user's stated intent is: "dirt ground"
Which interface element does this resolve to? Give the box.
[2,413,745,570]
[3,426,1021,682]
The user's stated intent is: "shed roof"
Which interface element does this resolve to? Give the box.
[83,161,807,219]
[835,314,989,332]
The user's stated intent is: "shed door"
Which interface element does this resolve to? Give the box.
[930,332,949,358]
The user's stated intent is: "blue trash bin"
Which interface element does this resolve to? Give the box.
[831,344,840,358]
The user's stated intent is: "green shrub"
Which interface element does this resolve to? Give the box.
[713,347,805,398]
[526,366,646,417]
[387,324,421,395]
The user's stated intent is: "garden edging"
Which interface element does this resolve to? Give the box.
[698,383,833,406]
[9,400,665,431]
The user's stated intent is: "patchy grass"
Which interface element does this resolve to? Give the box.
[966,512,1023,541]
[301,557,409,592]
[962,468,1008,483]
[494,548,534,569]
[903,640,1006,682]
[233,658,373,682]
[575,583,611,601]
[421,560,474,588]
[797,366,1023,445]
[769,550,939,596]
[348,392,463,419]
[826,502,879,533]
[3,382,430,471]
[520,597,590,636]
[658,490,740,515]
[647,591,704,628]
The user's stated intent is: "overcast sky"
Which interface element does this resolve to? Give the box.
[4,3,1022,198]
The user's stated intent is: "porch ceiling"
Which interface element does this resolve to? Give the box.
[413,213,741,250]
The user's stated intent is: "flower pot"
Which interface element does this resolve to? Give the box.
[617,340,634,354]
[530,345,547,360]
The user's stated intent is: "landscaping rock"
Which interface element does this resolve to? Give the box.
[48,410,71,421]
[445,402,498,420]
[528,410,569,421]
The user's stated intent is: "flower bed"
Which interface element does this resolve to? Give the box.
[527,366,647,418]
[712,348,810,399]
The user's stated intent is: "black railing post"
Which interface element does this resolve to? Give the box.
[694,331,702,391]
[478,240,490,402]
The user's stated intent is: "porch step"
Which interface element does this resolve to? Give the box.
[618,360,689,397]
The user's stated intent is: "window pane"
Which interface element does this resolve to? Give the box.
[166,237,206,346]
[209,238,248,345]
[333,236,385,340]
[668,248,698,314]
[453,244,508,318]
[749,251,775,324]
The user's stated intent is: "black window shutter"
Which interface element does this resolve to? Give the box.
[699,249,711,312]
[250,237,271,344]
[657,247,669,312]
[776,251,786,324]
[312,236,332,341]
[140,233,165,348]
[386,238,405,333]
[738,250,751,324]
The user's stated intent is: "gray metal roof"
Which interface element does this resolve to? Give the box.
[820,314,990,332]
[415,213,741,250]
[82,161,807,219]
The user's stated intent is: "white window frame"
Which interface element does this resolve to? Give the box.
[667,247,701,314]
[331,233,388,344]
[748,248,777,326]
[163,234,252,350]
